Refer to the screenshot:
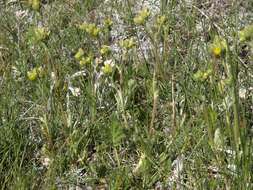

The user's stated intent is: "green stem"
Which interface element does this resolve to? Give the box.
[228,51,240,152]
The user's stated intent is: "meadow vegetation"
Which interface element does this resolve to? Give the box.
[0,0,252,189]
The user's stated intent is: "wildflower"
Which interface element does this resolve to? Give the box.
[33,26,50,42]
[27,68,38,81]
[74,48,84,61]
[102,59,114,74]
[86,24,100,37]
[27,0,40,11]
[202,69,212,79]
[27,66,44,81]
[193,69,212,82]
[212,46,222,57]
[79,55,93,66]
[104,18,113,29]
[79,23,100,38]
[210,36,227,58]
[239,24,253,42]
[134,8,150,25]
[156,15,167,26]
[120,37,136,50]
[100,45,111,56]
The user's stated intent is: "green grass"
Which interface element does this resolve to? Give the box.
[0,0,253,189]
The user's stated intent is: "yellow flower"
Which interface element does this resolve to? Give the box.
[27,66,44,81]
[202,69,213,80]
[193,69,212,81]
[210,36,227,58]
[32,0,40,10]
[120,38,136,50]
[27,0,40,11]
[134,8,150,25]
[79,23,100,38]
[34,27,50,42]
[100,45,111,56]
[74,48,84,61]
[27,68,38,81]
[212,46,222,57]
[104,18,113,28]
[90,27,100,38]
[102,59,114,74]
[79,55,93,66]
[156,15,166,26]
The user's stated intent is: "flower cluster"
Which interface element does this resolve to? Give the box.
[27,0,40,11]
[193,69,213,82]
[74,47,114,75]
[27,66,44,81]
[28,26,50,44]
[100,45,111,56]
[120,38,136,50]
[156,15,167,27]
[104,18,113,29]
[134,8,150,25]
[101,59,115,74]
[79,23,100,38]
[74,48,93,67]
